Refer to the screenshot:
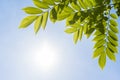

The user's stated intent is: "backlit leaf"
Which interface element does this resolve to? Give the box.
[33,0,49,9]
[49,7,57,23]
[107,42,118,53]
[110,13,118,19]
[106,48,116,62]
[109,25,119,33]
[108,36,118,46]
[57,13,71,21]
[34,16,43,34]
[93,34,105,42]
[78,0,87,9]
[19,16,38,28]
[94,39,105,49]
[108,30,118,41]
[110,19,118,27]
[79,27,83,40]
[93,46,104,58]
[43,0,54,5]
[73,30,79,44]
[41,12,48,29]
[23,7,43,14]
[70,2,81,11]
[99,52,106,69]
[65,27,77,34]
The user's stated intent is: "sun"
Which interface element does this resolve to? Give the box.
[33,41,58,71]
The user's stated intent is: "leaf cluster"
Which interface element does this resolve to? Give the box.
[19,0,120,69]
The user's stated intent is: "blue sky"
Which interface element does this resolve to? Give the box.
[0,0,120,80]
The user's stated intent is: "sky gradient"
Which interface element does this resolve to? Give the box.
[0,0,120,80]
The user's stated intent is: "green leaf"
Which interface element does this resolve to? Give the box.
[94,39,105,49]
[41,12,48,29]
[55,0,61,2]
[70,2,81,11]
[79,27,83,40]
[108,30,118,41]
[71,23,80,28]
[63,6,74,13]
[49,6,58,23]
[34,16,43,34]
[83,24,88,34]
[108,36,118,46]
[19,16,38,28]
[66,14,75,26]
[93,46,104,58]
[84,0,93,8]
[78,0,87,9]
[22,7,43,14]
[110,13,118,19]
[92,34,105,42]
[107,42,118,53]
[57,13,71,21]
[33,0,49,9]
[93,51,100,58]
[43,0,54,5]
[94,30,102,36]
[86,28,95,38]
[99,52,106,69]
[109,25,119,33]
[90,0,96,6]
[106,48,116,62]
[64,28,77,34]
[110,19,118,27]
[73,30,79,44]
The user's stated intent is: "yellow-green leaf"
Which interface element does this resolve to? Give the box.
[78,0,87,9]
[94,39,105,48]
[19,16,38,28]
[57,13,71,21]
[43,0,54,5]
[70,2,81,11]
[110,13,118,19]
[34,16,43,34]
[73,30,79,44]
[23,7,43,14]
[49,6,58,23]
[86,28,95,38]
[41,12,48,29]
[94,30,102,36]
[83,24,88,34]
[106,48,116,62]
[110,19,118,27]
[98,52,106,69]
[33,0,49,9]
[84,0,93,8]
[108,36,118,46]
[92,34,105,42]
[65,28,77,34]
[63,6,74,13]
[93,46,104,58]
[79,27,83,40]
[109,25,119,33]
[107,42,118,53]
[108,30,118,41]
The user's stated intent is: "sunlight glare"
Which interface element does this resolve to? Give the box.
[33,41,58,71]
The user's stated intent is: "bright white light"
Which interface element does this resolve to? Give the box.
[33,41,58,71]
